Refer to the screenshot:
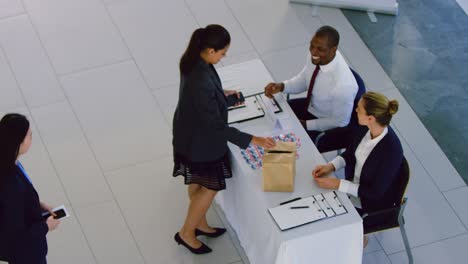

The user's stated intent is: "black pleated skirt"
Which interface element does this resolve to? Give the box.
[172,152,232,191]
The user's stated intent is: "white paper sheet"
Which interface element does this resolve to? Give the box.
[269,191,347,231]
[228,95,264,124]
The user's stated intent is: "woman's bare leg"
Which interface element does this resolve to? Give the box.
[179,186,218,248]
[187,184,215,233]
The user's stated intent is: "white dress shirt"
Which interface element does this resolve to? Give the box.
[283,51,358,132]
[330,127,388,208]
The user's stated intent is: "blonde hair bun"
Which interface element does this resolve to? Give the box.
[388,100,399,115]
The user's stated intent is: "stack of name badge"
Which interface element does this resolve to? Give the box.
[240,132,301,169]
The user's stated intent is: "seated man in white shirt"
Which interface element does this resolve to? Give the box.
[264,26,358,146]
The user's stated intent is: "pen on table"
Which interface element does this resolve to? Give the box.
[279,197,301,205]
[290,206,309,209]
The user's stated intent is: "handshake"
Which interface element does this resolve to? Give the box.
[264,82,285,98]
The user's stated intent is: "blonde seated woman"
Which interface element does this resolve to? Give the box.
[312,91,403,247]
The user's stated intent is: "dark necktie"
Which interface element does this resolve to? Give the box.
[305,65,320,111]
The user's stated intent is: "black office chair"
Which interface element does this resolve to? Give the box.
[314,68,366,153]
[361,157,413,264]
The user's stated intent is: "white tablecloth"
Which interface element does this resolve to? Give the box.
[215,60,363,264]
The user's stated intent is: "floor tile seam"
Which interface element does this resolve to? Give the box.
[395,122,464,193]
[215,202,251,264]
[148,0,206,127]
[99,0,175,135]
[7,6,107,261]
[0,17,67,110]
[371,234,387,257]
[385,230,468,258]
[379,86,464,185]
[0,43,100,263]
[228,261,244,264]
[393,114,463,184]
[0,12,27,22]
[0,36,77,209]
[18,4,145,261]
[153,82,180,91]
[60,23,146,263]
[394,126,468,230]
[257,41,312,60]
[57,58,133,78]
[25,97,69,111]
[57,87,148,264]
[442,191,468,232]
[70,198,119,211]
[182,0,202,28]
[20,10,137,264]
[212,204,245,263]
[257,41,312,84]
[102,149,172,175]
[443,185,468,194]
[259,41,311,58]
[21,1,133,78]
[224,0,275,77]
[363,247,384,255]
[0,42,27,108]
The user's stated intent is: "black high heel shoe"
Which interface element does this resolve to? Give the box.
[174,232,212,254]
[195,227,227,238]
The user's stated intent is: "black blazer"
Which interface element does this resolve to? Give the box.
[0,166,48,264]
[173,59,252,162]
[341,126,403,212]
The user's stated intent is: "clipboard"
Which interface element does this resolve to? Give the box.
[268,191,348,231]
[228,92,282,124]
[228,94,265,124]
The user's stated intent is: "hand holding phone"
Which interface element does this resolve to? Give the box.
[42,205,69,220]
[226,92,245,108]
[46,216,60,231]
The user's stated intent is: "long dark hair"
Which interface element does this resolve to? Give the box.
[179,24,230,74]
[0,113,30,181]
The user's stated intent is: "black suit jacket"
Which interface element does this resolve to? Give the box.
[0,166,48,264]
[341,126,403,212]
[173,59,252,162]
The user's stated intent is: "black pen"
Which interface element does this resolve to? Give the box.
[290,206,309,209]
[279,197,301,205]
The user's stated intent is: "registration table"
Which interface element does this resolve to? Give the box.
[215,60,363,264]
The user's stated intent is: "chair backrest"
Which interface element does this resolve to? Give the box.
[348,68,366,129]
[362,156,410,234]
[392,157,410,206]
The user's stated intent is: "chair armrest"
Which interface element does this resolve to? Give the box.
[361,206,401,219]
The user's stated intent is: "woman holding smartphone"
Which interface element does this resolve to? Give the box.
[172,24,275,254]
[0,113,60,264]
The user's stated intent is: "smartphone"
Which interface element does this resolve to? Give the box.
[42,205,69,220]
[226,92,245,107]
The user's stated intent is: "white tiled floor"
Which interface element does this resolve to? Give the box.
[0,0,23,19]
[1,1,467,263]
[456,0,468,15]
[0,15,65,108]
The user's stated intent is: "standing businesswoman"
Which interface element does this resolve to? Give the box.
[0,113,60,264]
[312,91,403,246]
[172,25,275,254]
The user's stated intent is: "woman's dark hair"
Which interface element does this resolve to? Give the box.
[179,24,230,74]
[0,113,30,179]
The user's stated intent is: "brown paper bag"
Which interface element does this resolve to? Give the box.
[262,141,296,192]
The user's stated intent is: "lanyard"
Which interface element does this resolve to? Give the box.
[16,161,32,185]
